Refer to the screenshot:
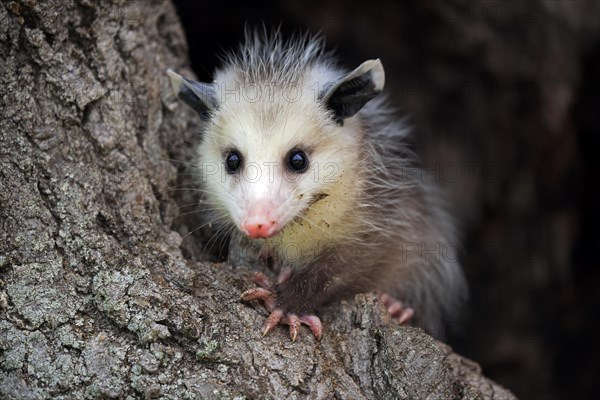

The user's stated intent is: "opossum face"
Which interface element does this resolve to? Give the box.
[168,59,384,240]
[200,98,347,239]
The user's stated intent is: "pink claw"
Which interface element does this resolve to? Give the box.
[263,308,284,336]
[240,287,272,301]
[398,308,414,324]
[387,301,403,316]
[277,267,292,284]
[287,313,301,341]
[378,292,414,325]
[300,315,323,340]
[240,287,276,311]
[241,272,323,340]
[252,272,273,289]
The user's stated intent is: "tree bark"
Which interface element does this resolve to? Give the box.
[0,1,514,398]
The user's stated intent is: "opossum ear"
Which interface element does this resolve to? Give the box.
[321,59,385,123]
[167,69,217,120]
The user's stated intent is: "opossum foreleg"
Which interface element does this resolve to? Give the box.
[241,271,323,341]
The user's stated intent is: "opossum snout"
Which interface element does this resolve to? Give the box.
[241,201,280,239]
[242,219,278,239]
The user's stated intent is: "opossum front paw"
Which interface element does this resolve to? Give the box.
[240,272,323,341]
[379,292,414,324]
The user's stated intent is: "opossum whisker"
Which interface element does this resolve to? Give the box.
[204,221,237,257]
[164,157,204,169]
[181,214,232,240]
[175,206,230,219]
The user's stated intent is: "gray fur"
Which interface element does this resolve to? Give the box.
[221,28,331,84]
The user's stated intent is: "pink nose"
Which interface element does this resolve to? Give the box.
[242,214,277,239]
[242,218,278,239]
[241,200,281,238]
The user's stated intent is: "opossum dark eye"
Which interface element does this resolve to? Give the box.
[225,151,242,173]
[287,150,309,173]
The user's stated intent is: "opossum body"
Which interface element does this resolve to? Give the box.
[168,31,466,340]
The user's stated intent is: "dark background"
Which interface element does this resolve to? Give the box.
[171,1,600,398]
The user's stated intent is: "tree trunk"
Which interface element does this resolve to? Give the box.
[0,1,514,398]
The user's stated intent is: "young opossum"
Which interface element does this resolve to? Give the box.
[168,31,466,340]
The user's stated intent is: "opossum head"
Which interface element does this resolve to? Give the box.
[168,34,384,241]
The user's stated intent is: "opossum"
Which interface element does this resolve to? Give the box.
[167,30,466,340]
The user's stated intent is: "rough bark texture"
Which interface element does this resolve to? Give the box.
[0,0,514,399]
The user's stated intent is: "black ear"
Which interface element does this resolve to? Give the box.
[320,59,385,123]
[167,69,217,120]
